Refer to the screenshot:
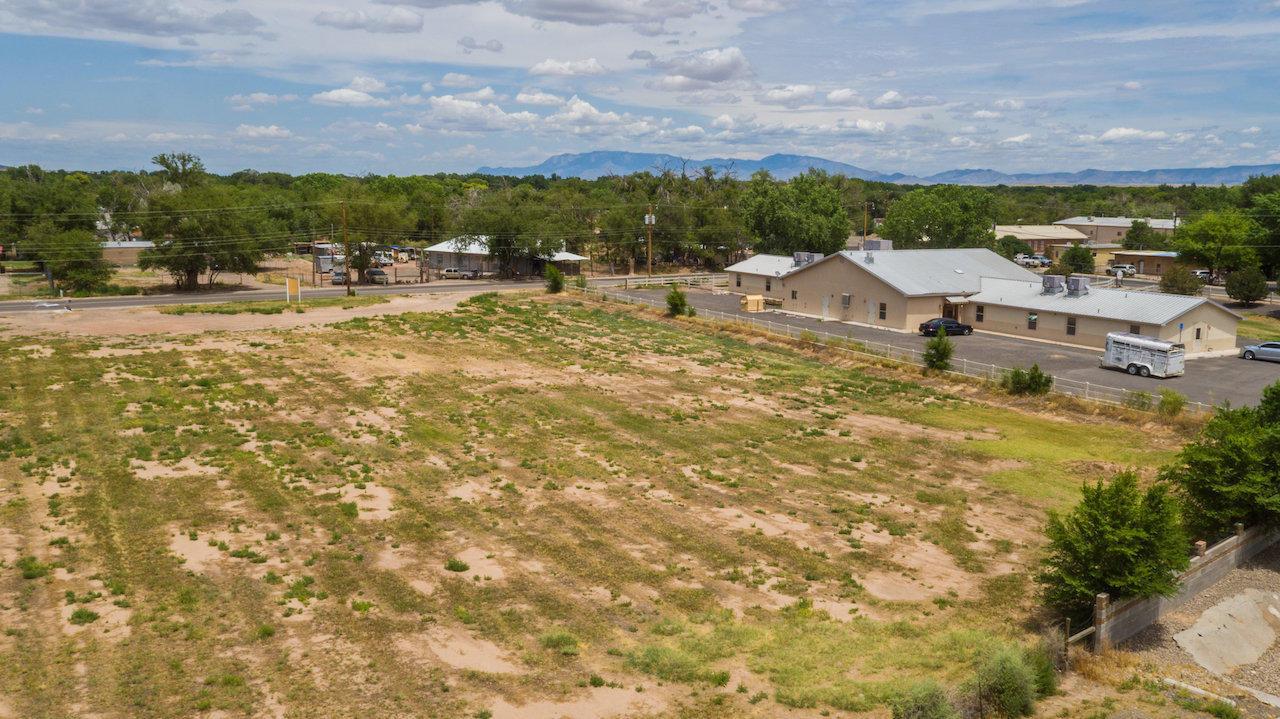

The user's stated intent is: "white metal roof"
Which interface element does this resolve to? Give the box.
[1113,250,1178,258]
[994,225,1089,242]
[967,277,1241,325]
[792,248,1038,297]
[424,236,489,255]
[548,251,588,262]
[1055,216,1177,230]
[725,253,803,277]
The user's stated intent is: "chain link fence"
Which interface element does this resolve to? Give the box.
[578,285,1214,415]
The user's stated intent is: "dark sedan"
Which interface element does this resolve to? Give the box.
[919,318,973,336]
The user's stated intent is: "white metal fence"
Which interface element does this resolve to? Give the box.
[578,285,1214,415]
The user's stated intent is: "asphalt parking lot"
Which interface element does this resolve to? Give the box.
[615,287,1280,408]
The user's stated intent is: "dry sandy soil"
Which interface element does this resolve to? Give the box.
[0,290,1216,719]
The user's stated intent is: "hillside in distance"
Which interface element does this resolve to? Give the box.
[478,151,1280,186]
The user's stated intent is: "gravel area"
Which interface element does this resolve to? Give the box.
[1126,541,1280,699]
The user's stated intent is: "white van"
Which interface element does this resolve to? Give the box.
[1100,332,1185,378]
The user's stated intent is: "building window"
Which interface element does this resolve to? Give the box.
[878,302,887,320]
[1066,317,1076,336]
[1028,314,1038,331]
[1195,327,1202,340]
[841,293,851,308]
[765,279,771,292]
[1155,264,1162,274]
[1130,324,1140,334]
[791,290,797,300]
[735,274,741,288]
[975,305,984,322]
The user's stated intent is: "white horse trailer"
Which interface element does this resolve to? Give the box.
[1100,332,1186,378]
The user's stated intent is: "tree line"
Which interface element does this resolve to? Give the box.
[2,153,1278,292]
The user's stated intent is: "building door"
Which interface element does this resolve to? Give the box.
[942,303,957,320]
[821,294,829,319]
[1137,260,1145,274]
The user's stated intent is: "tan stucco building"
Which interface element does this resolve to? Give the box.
[1053,216,1177,244]
[994,225,1089,255]
[726,248,1240,356]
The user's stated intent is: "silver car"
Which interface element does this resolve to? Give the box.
[1242,342,1280,362]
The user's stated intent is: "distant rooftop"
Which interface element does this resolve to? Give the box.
[968,277,1239,325]
[424,236,489,255]
[819,248,1038,297]
[994,225,1089,242]
[725,253,805,277]
[1055,216,1177,230]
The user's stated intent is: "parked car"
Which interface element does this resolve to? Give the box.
[1241,342,1280,362]
[443,268,479,279]
[1106,264,1138,276]
[1029,254,1051,267]
[1190,269,1218,284]
[331,270,347,285]
[919,318,972,336]
[368,268,389,285]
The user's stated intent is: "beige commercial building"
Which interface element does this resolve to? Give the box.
[994,225,1089,255]
[726,248,1239,356]
[1047,242,1122,266]
[1054,216,1177,244]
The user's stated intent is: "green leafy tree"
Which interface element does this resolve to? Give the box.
[151,152,207,188]
[1158,265,1203,296]
[923,335,954,371]
[1122,219,1164,250]
[545,264,564,293]
[1159,383,1280,537]
[1037,472,1189,620]
[1173,212,1264,274]
[666,285,688,316]
[40,229,113,292]
[879,185,996,249]
[995,235,1032,260]
[891,680,957,719]
[1224,266,1269,303]
[1058,244,1095,275]
[742,170,850,256]
[139,186,278,290]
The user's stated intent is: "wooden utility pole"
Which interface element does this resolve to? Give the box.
[645,204,655,279]
[341,200,351,295]
[862,203,868,241]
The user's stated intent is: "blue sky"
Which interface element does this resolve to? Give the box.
[1,0,1276,175]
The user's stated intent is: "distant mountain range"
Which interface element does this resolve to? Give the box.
[477,151,1280,186]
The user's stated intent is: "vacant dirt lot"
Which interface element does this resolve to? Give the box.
[0,291,1209,718]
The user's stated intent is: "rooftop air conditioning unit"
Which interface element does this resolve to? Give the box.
[1041,275,1065,294]
[1066,276,1091,296]
[793,252,823,266]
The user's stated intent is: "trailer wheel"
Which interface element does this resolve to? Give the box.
[1126,364,1139,375]
[1138,366,1151,377]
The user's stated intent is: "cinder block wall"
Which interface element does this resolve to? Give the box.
[1093,524,1280,649]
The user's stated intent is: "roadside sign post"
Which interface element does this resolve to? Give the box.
[285,276,301,305]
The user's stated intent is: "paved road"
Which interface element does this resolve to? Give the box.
[0,278,551,313]
[615,288,1280,408]
[0,273,713,314]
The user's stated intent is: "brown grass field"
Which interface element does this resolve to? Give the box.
[0,291,1225,718]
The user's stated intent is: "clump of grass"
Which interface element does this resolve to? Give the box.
[339,501,358,518]
[627,646,730,686]
[445,558,470,572]
[255,624,276,640]
[17,556,50,579]
[539,631,580,655]
[69,608,100,625]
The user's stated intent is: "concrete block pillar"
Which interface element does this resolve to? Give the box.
[1195,540,1207,557]
[1093,593,1111,651]
[1236,523,1246,538]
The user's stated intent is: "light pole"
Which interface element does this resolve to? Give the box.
[645,204,655,279]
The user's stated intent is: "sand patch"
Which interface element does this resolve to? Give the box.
[5,292,483,338]
[448,479,500,502]
[337,482,395,520]
[131,458,219,480]
[403,627,523,674]
[706,507,809,537]
[487,686,667,719]
[454,547,506,580]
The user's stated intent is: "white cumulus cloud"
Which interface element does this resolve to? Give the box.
[530,58,608,76]
[440,72,480,87]
[758,84,814,108]
[313,8,422,33]
[235,124,292,139]
[515,88,563,106]
[310,88,390,107]
[825,88,862,106]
